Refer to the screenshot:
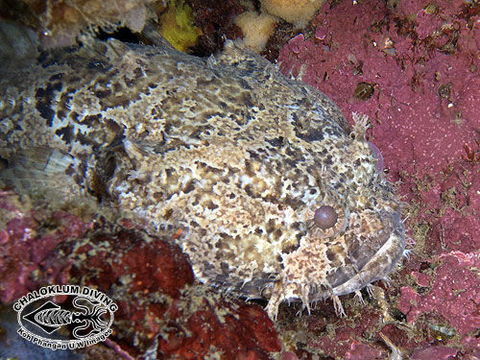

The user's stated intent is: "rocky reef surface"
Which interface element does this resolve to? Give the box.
[1,0,480,359]
[275,0,480,358]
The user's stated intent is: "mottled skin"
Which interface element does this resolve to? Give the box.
[0,36,404,318]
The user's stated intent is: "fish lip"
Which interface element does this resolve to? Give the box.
[312,209,406,300]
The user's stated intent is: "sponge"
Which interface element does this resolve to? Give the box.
[234,11,277,52]
[159,0,202,52]
[261,0,325,27]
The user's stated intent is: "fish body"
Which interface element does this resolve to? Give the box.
[0,36,405,318]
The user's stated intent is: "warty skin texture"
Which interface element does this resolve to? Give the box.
[0,36,405,319]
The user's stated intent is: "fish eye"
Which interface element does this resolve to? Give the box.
[313,205,338,230]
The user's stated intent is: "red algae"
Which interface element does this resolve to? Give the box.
[0,186,282,359]
[63,225,282,359]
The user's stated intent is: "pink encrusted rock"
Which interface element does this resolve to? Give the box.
[277,0,480,180]
[280,351,299,360]
[345,341,386,360]
[397,286,422,320]
[410,271,430,287]
[398,252,480,336]
[410,345,458,360]
[437,210,480,252]
[402,157,480,256]
[0,189,89,303]
[303,305,391,358]
[274,0,480,358]
[415,8,442,40]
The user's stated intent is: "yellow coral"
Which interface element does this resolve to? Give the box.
[159,0,202,52]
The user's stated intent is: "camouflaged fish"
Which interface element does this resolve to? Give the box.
[0,32,405,319]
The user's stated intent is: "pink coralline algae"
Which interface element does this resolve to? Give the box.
[275,0,480,358]
[278,0,480,180]
[398,251,480,336]
[0,189,89,304]
[410,345,458,360]
[345,342,386,360]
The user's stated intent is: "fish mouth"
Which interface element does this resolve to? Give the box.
[316,208,405,300]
